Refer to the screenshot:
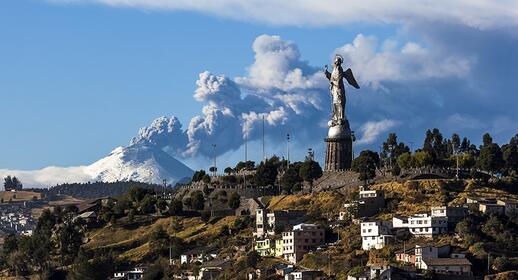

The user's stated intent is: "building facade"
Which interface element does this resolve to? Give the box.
[282,224,325,264]
[360,221,393,250]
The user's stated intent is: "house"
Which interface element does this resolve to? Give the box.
[112,267,146,280]
[74,211,97,224]
[396,243,450,268]
[430,206,468,229]
[392,213,447,238]
[180,247,218,264]
[421,257,472,275]
[340,186,385,220]
[479,203,505,215]
[248,267,275,280]
[254,238,275,256]
[255,209,306,237]
[414,244,450,269]
[282,223,325,264]
[360,221,393,250]
[273,263,294,276]
[395,247,416,264]
[369,265,392,280]
[285,270,325,280]
[347,265,392,280]
[497,199,518,216]
[197,260,230,280]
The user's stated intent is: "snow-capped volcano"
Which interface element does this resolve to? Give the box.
[85,145,194,185]
[0,145,194,188]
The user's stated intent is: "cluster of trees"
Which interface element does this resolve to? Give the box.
[192,154,323,194]
[3,176,23,191]
[455,212,518,274]
[45,181,169,200]
[0,207,84,278]
[352,130,518,183]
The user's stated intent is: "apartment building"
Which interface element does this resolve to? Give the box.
[360,221,393,250]
[282,224,325,264]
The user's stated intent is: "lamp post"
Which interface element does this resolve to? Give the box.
[211,144,217,177]
[286,133,290,171]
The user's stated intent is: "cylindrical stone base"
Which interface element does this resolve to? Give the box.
[325,137,352,171]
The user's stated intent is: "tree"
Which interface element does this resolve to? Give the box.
[140,195,157,214]
[224,167,234,175]
[156,198,168,214]
[3,176,22,191]
[352,150,380,184]
[59,223,83,265]
[228,192,241,210]
[477,142,504,174]
[253,157,278,187]
[69,250,115,280]
[502,139,518,173]
[423,128,447,165]
[128,187,154,203]
[413,151,432,168]
[397,152,412,169]
[192,170,207,182]
[190,190,205,210]
[149,225,170,257]
[143,263,165,280]
[168,198,183,216]
[299,159,323,184]
[458,153,476,169]
[281,165,303,194]
[235,160,255,172]
[482,133,493,147]
[381,133,409,168]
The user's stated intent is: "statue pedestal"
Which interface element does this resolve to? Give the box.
[325,121,353,171]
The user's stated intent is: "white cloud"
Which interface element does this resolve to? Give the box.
[0,166,93,189]
[47,0,518,30]
[335,34,472,87]
[356,120,398,145]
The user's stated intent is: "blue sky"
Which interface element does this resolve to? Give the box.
[2,0,518,172]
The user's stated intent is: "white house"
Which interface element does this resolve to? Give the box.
[180,248,218,264]
[284,270,325,280]
[360,221,393,250]
[113,267,145,280]
[392,213,447,238]
[421,258,472,275]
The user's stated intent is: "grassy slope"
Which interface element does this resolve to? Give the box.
[84,215,239,263]
[0,190,41,202]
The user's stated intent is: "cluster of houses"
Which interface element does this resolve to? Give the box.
[466,197,518,216]
[0,201,39,236]
[254,208,326,264]
[359,205,473,276]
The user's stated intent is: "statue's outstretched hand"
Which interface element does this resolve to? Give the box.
[324,65,328,71]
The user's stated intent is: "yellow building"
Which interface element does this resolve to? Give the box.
[275,239,284,257]
[255,239,274,256]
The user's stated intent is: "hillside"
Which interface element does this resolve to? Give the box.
[0,190,41,202]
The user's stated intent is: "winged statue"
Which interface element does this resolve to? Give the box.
[324,54,360,127]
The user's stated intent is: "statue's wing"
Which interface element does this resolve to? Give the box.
[344,68,360,89]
